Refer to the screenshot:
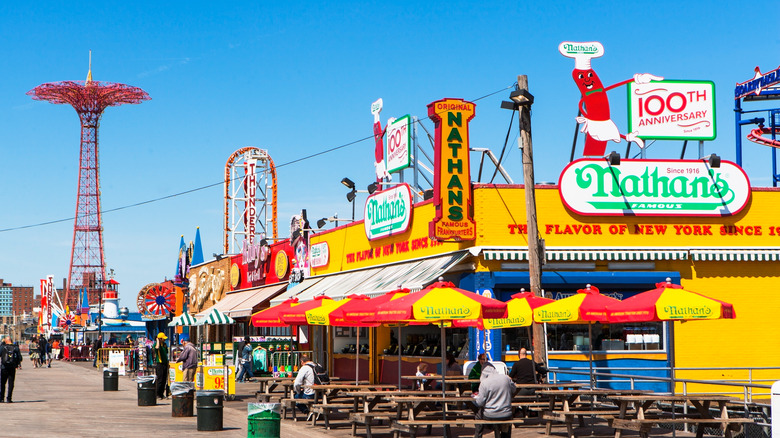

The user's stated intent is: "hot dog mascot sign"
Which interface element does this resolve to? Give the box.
[560,42,663,156]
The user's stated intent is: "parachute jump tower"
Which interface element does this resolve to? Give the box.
[28,55,150,309]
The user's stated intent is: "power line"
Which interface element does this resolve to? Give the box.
[0,84,514,233]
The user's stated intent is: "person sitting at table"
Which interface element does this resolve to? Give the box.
[293,354,316,415]
[473,364,515,438]
[469,353,488,393]
[445,352,462,376]
[416,362,431,390]
[509,348,536,391]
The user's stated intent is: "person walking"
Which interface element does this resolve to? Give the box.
[29,337,40,368]
[152,333,170,399]
[38,336,50,368]
[1,336,22,403]
[175,336,198,382]
[235,336,254,383]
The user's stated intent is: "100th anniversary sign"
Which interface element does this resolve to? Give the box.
[559,159,751,217]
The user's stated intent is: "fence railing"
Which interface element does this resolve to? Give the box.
[548,366,773,435]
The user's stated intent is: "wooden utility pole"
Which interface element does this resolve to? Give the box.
[516,75,547,367]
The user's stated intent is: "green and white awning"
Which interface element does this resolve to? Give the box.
[483,247,689,262]
[690,248,780,261]
[197,308,235,325]
[168,312,199,327]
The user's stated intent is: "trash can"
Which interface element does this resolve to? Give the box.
[196,390,224,431]
[103,367,119,391]
[171,381,195,417]
[137,376,157,406]
[247,403,281,438]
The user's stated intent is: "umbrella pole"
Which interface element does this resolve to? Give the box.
[588,323,595,388]
[440,324,447,424]
[355,328,359,384]
[397,325,402,390]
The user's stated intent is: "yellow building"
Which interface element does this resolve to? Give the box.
[272,157,777,395]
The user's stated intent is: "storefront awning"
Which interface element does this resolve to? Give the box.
[271,251,470,305]
[482,247,689,262]
[690,248,780,261]
[196,282,288,319]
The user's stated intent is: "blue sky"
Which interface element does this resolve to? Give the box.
[1,1,778,310]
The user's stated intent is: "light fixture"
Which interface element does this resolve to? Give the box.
[260,238,269,246]
[316,218,327,229]
[605,151,621,166]
[509,88,534,106]
[423,189,434,200]
[703,153,721,168]
[367,182,378,194]
[341,177,355,189]
[346,190,357,202]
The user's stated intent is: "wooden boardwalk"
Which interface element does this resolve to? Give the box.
[0,359,696,437]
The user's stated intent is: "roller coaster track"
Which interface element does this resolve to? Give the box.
[747,126,780,148]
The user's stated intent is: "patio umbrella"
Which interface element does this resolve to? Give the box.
[606,279,736,393]
[168,312,199,327]
[305,294,379,383]
[533,285,621,387]
[369,280,508,423]
[250,298,299,327]
[606,279,736,322]
[335,288,411,388]
[197,308,236,325]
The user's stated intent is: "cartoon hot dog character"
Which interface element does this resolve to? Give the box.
[559,42,662,156]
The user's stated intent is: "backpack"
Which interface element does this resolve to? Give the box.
[2,345,19,367]
[306,362,330,384]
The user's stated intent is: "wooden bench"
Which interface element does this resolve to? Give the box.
[310,403,355,429]
[391,418,528,438]
[609,416,755,438]
[280,397,316,421]
[542,409,625,438]
[350,412,398,438]
[254,392,277,403]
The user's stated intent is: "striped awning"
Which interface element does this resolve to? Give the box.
[690,248,780,261]
[483,247,688,262]
[168,312,199,327]
[197,308,235,325]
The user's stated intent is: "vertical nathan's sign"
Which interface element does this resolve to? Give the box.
[428,98,476,241]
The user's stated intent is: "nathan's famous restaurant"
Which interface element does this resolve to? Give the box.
[259,96,778,396]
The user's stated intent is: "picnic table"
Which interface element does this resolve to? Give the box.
[609,394,755,438]
[539,388,652,438]
[347,390,457,438]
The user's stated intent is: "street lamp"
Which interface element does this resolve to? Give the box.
[342,177,378,221]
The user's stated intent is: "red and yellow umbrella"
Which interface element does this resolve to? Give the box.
[533,285,619,324]
[250,297,299,327]
[606,280,736,322]
[478,291,554,329]
[305,294,378,327]
[336,288,410,324]
[280,295,337,325]
[371,281,507,324]
[533,285,620,387]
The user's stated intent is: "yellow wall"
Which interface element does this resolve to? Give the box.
[310,200,470,275]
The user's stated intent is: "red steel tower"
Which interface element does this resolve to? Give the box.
[28,60,150,309]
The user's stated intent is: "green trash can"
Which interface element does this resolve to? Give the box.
[247,403,281,438]
[103,367,118,391]
[137,376,157,406]
[170,382,195,417]
[196,390,224,431]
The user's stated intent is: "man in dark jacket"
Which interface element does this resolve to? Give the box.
[175,337,198,382]
[152,333,170,399]
[38,336,49,368]
[1,336,23,403]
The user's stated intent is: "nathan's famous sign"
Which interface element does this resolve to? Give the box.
[364,183,413,240]
[427,98,476,241]
[559,159,751,217]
